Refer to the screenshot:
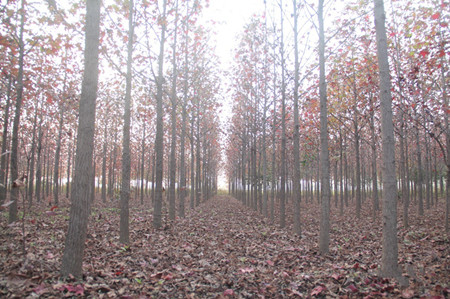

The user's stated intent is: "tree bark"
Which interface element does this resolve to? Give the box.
[168,0,179,220]
[292,0,301,236]
[318,0,330,254]
[8,0,25,224]
[61,0,101,278]
[0,75,12,205]
[153,0,168,229]
[374,0,401,278]
[53,100,65,206]
[279,0,286,228]
[120,0,134,243]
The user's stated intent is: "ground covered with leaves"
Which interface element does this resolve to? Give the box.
[0,194,448,298]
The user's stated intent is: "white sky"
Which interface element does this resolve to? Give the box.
[202,0,266,68]
[199,0,266,189]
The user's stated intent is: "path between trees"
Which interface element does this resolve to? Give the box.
[0,195,448,297]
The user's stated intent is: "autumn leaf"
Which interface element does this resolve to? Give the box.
[431,13,440,20]
[402,288,415,298]
[311,285,326,296]
[239,267,254,273]
[223,289,234,296]
[347,284,358,293]
[419,49,429,58]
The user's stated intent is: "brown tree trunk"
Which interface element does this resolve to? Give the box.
[168,0,179,220]
[318,0,330,254]
[61,0,101,278]
[120,0,134,243]
[9,0,25,224]
[153,0,168,229]
[374,0,401,278]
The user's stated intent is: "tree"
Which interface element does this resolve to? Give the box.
[292,0,301,236]
[153,0,168,229]
[120,0,134,245]
[8,0,25,224]
[318,0,330,255]
[61,0,101,278]
[373,0,401,278]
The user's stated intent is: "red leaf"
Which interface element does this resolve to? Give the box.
[353,262,359,269]
[311,285,326,296]
[419,49,429,58]
[347,284,358,293]
[163,273,173,280]
[431,13,440,20]
[223,289,234,296]
[266,260,274,266]
[331,273,341,280]
[402,288,415,298]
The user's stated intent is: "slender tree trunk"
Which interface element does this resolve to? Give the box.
[61,0,101,278]
[27,97,39,207]
[153,0,167,229]
[168,0,179,220]
[318,0,330,254]
[370,106,379,214]
[190,114,195,209]
[339,129,344,216]
[101,124,107,202]
[292,0,301,236]
[53,101,65,206]
[195,110,201,206]
[374,0,401,278]
[119,0,134,243]
[8,0,25,223]
[416,125,424,216]
[35,124,43,203]
[178,0,189,218]
[0,75,12,204]
[140,126,145,205]
[279,0,287,228]
[66,140,72,199]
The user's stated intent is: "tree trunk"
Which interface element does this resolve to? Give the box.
[153,0,167,229]
[279,0,286,228]
[178,0,189,218]
[292,0,301,236]
[416,125,424,216]
[374,0,401,278]
[35,124,43,203]
[318,0,330,254]
[168,0,179,220]
[53,101,65,206]
[61,0,101,278]
[140,126,145,205]
[27,97,38,207]
[119,0,134,243]
[0,75,12,205]
[101,125,107,202]
[8,0,25,224]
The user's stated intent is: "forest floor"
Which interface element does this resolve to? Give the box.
[0,193,448,298]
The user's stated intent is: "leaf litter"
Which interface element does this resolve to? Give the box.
[0,195,448,298]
